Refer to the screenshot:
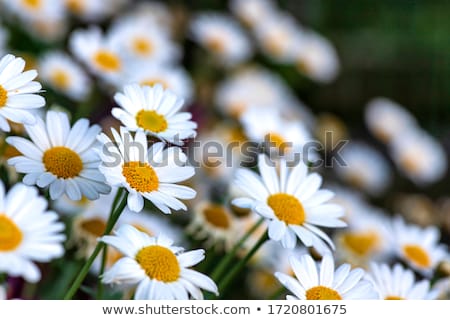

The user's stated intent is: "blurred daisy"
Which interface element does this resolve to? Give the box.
[335,142,392,196]
[70,27,124,85]
[366,263,438,300]
[232,154,346,250]
[100,224,218,300]
[123,63,193,103]
[0,54,45,132]
[2,0,65,23]
[98,127,196,213]
[0,182,65,283]
[65,0,127,21]
[389,129,447,186]
[38,51,91,101]
[112,84,196,144]
[327,185,370,222]
[230,0,276,28]
[120,1,173,31]
[53,194,91,215]
[191,13,252,66]
[275,254,377,300]
[365,98,417,143]
[390,217,447,276]
[7,111,111,200]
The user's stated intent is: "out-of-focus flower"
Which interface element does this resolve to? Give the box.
[190,13,252,66]
[112,84,196,144]
[98,128,196,213]
[275,254,378,300]
[65,0,127,21]
[230,0,276,28]
[327,185,371,223]
[232,154,346,250]
[366,263,439,299]
[100,225,218,299]
[38,51,91,101]
[390,216,448,277]
[335,142,392,196]
[0,182,65,283]
[0,54,45,132]
[7,111,111,200]
[394,193,437,227]
[120,1,173,31]
[365,98,417,143]
[389,129,447,186]
[1,0,65,23]
[314,113,348,149]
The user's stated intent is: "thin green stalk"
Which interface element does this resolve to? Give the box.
[64,190,127,300]
[217,231,268,298]
[96,244,109,300]
[210,218,265,281]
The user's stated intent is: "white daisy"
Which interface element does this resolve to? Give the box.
[390,216,448,277]
[366,263,439,300]
[365,97,417,143]
[335,142,392,196]
[389,128,447,186]
[98,127,196,213]
[100,224,218,300]
[1,0,65,23]
[232,154,346,250]
[122,63,193,103]
[7,110,111,200]
[275,254,378,300]
[38,51,91,101]
[65,0,127,21]
[229,0,276,28]
[0,54,45,132]
[112,84,197,144]
[0,182,65,283]
[190,13,252,66]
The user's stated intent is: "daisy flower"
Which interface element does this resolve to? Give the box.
[100,224,218,300]
[7,110,111,200]
[335,142,392,196]
[275,254,378,300]
[366,263,439,300]
[390,217,447,277]
[0,54,45,132]
[1,0,65,23]
[65,0,127,21]
[121,2,173,31]
[98,127,196,213]
[0,182,65,283]
[38,51,91,101]
[190,13,252,66]
[232,154,346,250]
[112,84,196,144]
[229,0,276,28]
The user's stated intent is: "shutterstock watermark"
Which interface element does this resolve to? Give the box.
[100,131,348,168]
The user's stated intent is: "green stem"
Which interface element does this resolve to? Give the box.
[64,190,127,300]
[217,231,268,299]
[210,218,265,282]
[96,244,108,300]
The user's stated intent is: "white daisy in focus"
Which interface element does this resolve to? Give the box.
[0,54,45,132]
[0,182,65,283]
[112,84,196,144]
[98,127,196,213]
[65,0,127,21]
[389,129,447,186]
[69,27,124,85]
[229,0,276,28]
[7,111,111,200]
[275,254,378,300]
[335,142,392,196]
[390,216,448,277]
[123,63,193,103]
[38,51,91,101]
[190,13,252,66]
[232,154,346,250]
[100,224,218,300]
[367,263,438,300]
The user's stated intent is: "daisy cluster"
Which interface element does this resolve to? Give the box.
[0,0,448,301]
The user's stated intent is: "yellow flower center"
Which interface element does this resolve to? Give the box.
[66,0,85,14]
[203,204,231,229]
[122,161,159,193]
[135,245,180,282]
[50,69,70,89]
[0,85,7,107]
[264,132,290,154]
[135,110,168,133]
[341,231,379,257]
[0,214,23,252]
[402,244,431,268]
[132,37,153,56]
[80,217,107,237]
[267,193,305,225]
[43,146,83,179]
[306,286,342,300]
[385,296,404,300]
[22,0,41,10]
[93,50,121,72]
[140,78,169,90]
[206,37,226,53]
[399,152,422,174]
[266,33,287,57]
